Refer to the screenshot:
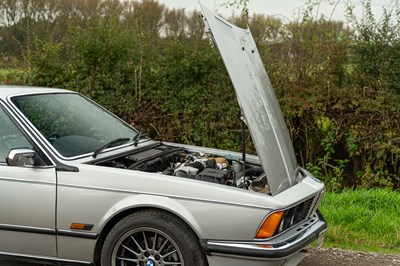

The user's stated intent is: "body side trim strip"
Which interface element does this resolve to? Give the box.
[0,224,98,240]
[0,224,55,235]
[57,229,98,239]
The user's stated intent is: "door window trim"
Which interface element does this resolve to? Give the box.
[0,100,55,167]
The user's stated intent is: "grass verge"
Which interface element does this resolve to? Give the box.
[319,189,400,254]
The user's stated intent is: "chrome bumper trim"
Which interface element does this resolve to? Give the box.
[205,210,327,258]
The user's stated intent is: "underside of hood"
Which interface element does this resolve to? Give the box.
[200,3,298,195]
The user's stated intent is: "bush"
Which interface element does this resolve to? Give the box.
[3,0,400,190]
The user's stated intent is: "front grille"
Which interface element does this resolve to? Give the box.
[275,197,315,236]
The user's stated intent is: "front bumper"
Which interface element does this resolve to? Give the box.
[204,210,327,263]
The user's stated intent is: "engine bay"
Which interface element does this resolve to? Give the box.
[94,143,270,194]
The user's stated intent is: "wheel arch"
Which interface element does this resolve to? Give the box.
[93,199,206,265]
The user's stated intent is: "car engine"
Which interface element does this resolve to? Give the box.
[95,144,270,194]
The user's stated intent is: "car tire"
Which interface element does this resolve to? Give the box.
[100,209,207,266]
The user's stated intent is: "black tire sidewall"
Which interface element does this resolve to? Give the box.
[100,210,203,266]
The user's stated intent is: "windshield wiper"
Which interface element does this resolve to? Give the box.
[92,138,130,158]
[92,132,147,158]
[132,131,147,147]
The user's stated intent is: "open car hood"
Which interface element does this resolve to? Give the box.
[200,3,298,195]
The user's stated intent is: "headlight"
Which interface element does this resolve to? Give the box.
[256,197,315,239]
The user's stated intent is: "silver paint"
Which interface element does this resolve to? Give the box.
[200,3,297,196]
[0,4,326,265]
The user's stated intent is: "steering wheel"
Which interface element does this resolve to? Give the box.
[46,132,60,143]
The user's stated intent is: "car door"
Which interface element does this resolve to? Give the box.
[0,102,57,257]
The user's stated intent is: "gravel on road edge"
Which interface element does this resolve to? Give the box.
[300,247,400,266]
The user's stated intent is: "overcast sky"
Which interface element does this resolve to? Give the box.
[158,0,394,22]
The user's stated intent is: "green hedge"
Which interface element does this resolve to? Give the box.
[2,0,400,191]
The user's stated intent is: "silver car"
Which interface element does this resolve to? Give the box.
[0,4,327,266]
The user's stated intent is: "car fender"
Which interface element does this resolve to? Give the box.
[97,193,205,238]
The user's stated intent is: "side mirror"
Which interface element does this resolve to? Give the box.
[6,148,36,167]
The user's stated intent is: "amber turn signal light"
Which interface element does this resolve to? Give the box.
[255,210,284,239]
[70,223,94,231]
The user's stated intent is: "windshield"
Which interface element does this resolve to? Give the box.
[11,93,138,158]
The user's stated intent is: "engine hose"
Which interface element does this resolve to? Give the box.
[236,167,263,179]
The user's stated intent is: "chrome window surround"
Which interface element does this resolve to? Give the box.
[0,99,56,168]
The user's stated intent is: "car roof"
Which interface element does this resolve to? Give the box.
[0,85,73,100]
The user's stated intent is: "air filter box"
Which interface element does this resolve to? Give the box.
[195,168,227,184]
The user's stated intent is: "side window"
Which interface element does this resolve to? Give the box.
[0,105,33,163]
